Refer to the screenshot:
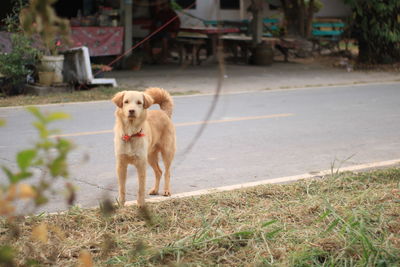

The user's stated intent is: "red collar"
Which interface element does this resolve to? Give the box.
[122,129,145,142]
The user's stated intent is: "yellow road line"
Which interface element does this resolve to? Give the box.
[176,113,294,126]
[52,129,113,138]
[51,113,294,138]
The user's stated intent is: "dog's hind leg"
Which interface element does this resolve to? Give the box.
[148,151,162,195]
[161,149,174,196]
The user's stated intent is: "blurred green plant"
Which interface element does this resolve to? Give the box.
[1,0,30,32]
[0,107,75,266]
[1,107,74,215]
[20,0,71,56]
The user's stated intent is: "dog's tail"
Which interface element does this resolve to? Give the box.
[144,87,174,118]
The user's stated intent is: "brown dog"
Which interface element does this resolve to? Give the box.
[111,87,176,207]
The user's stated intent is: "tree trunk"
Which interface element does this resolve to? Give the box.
[305,0,314,37]
[357,38,372,63]
[281,0,304,37]
[299,0,305,37]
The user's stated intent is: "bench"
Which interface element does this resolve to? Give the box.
[203,19,298,62]
[175,37,207,65]
[311,21,345,53]
[204,18,280,37]
[262,18,280,37]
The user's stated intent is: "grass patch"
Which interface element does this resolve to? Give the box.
[1,168,400,266]
[0,87,201,107]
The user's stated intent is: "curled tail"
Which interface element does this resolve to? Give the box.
[144,87,174,118]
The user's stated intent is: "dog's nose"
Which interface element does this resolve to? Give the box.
[129,109,135,115]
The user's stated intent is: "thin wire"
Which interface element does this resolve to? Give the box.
[92,1,197,78]
[178,45,225,158]
[91,1,225,163]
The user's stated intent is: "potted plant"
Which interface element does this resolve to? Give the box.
[19,0,71,86]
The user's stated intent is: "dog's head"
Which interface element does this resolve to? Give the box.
[112,91,154,120]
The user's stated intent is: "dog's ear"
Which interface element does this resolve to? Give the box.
[112,91,125,108]
[143,93,154,109]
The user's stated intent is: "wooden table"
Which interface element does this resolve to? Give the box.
[221,35,298,63]
[179,27,240,62]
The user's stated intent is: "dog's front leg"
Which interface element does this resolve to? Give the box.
[136,160,147,207]
[117,158,128,206]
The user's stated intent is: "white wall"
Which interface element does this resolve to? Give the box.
[316,0,351,18]
[178,0,351,27]
[178,1,242,27]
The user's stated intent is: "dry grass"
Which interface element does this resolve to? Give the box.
[0,87,200,108]
[1,168,400,266]
[0,86,121,107]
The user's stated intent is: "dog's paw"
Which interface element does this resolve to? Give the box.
[148,188,159,195]
[163,190,171,197]
[118,198,126,206]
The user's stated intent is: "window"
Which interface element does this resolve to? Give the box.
[220,0,240,10]
[174,0,196,9]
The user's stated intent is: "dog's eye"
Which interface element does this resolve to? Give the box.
[137,101,142,105]
[124,100,129,104]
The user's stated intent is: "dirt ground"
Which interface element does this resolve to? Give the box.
[104,55,400,94]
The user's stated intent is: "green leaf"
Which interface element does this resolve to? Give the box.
[261,219,278,228]
[13,171,33,183]
[33,121,48,139]
[325,218,340,233]
[37,140,54,150]
[0,119,5,127]
[26,106,46,123]
[56,139,72,153]
[35,195,48,206]
[2,168,32,184]
[0,245,15,265]
[46,112,70,122]
[233,230,254,239]
[317,210,332,222]
[264,228,283,239]
[1,166,16,184]
[49,157,68,177]
[17,149,37,172]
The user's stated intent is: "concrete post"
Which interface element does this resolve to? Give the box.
[252,9,263,45]
[123,0,133,58]
[249,0,264,45]
[240,0,245,20]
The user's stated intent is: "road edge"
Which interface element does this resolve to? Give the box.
[124,158,400,206]
[1,80,400,110]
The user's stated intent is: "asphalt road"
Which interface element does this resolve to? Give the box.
[1,83,400,213]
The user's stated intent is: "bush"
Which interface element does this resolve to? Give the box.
[344,0,400,64]
[0,0,40,96]
[0,34,40,95]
